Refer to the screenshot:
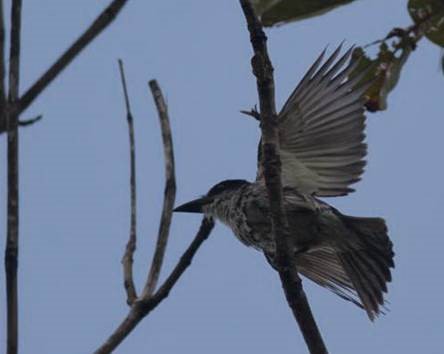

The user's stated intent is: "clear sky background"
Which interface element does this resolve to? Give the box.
[1,1,443,353]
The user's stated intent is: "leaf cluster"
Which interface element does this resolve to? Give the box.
[253,0,444,111]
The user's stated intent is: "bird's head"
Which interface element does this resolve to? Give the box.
[174,179,249,214]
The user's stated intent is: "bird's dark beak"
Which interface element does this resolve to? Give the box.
[173,197,210,213]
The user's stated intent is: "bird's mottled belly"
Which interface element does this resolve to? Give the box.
[203,191,272,251]
[204,186,332,256]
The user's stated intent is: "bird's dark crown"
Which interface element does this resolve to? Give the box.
[207,179,250,197]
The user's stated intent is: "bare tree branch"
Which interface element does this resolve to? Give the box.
[93,217,215,354]
[3,3,129,352]
[8,1,21,102]
[142,80,177,297]
[0,0,5,106]
[118,59,138,305]
[17,0,129,115]
[5,2,22,354]
[92,76,210,353]
[238,1,328,353]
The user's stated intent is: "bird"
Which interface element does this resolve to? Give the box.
[174,45,394,320]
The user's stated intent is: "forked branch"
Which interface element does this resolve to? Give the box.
[94,217,214,354]
[93,76,212,354]
[3,3,130,353]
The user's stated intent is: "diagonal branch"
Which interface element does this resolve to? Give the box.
[118,59,138,305]
[238,1,328,354]
[5,2,22,354]
[142,80,176,297]
[17,0,129,115]
[93,217,214,354]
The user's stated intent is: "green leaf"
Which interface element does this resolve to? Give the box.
[408,0,444,47]
[350,43,412,112]
[251,0,358,27]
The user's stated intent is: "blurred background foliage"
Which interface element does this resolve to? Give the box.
[252,0,444,112]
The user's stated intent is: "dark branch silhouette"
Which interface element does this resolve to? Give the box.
[240,105,260,121]
[118,59,138,305]
[0,0,5,106]
[18,114,42,127]
[5,2,22,354]
[17,0,129,115]
[238,1,328,353]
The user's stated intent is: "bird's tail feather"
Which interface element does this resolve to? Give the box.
[296,216,394,320]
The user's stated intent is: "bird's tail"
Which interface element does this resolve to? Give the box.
[296,215,394,320]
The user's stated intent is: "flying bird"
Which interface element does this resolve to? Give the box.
[174,45,394,320]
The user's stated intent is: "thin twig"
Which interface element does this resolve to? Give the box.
[18,114,42,127]
[17,0,129,115]
[240,105,260,121]
[118,59,138,305]
[239,1,328,354]
[93,217,214,354]
[5,2,22,354]
[142,80,176,297]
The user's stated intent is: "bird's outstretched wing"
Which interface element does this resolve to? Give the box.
[257,45,371,197]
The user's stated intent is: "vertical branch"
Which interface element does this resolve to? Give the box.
[0,0,5,135]
[142,80,176,297]
[118,59,138,305]
[0,0,5,106]
[17,0,129,115]
[238,1,328,354]
[8,0,21,100]
[5,1,22,354]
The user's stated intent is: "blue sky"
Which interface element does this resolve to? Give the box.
[1,0,443,353]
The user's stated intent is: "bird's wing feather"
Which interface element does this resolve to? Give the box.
[296,247,364,309]
[297,245,390,320]
[257,45,370,197]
